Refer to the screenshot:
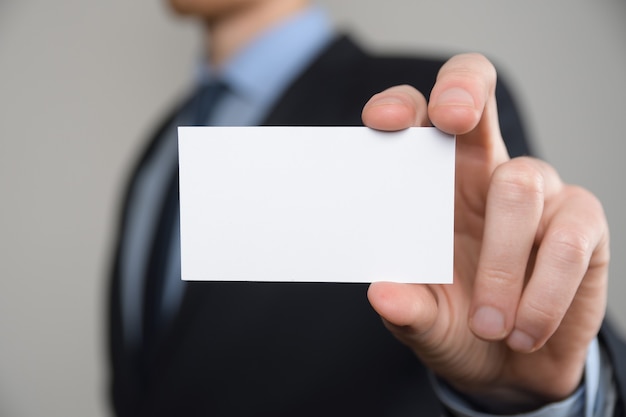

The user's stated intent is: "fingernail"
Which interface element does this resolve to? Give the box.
[508,329,537,352]
[436,87,474,107]
[471,306,506,339]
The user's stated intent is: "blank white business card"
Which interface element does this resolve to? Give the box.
[178,126,455,283]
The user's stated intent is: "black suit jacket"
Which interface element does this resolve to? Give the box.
[108,36,626,417]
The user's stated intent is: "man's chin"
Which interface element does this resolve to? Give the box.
[166,0,249,19]
[167,0,200,16]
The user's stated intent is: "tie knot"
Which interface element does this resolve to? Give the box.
[189,81,227,126]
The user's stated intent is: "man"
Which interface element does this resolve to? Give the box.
[108,0,626,415]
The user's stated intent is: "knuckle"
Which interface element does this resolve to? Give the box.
[480,264,519,286]
[521,298,562,332]
[458,53,497,81]
[548,228,592,267]
[569,185,605,214]
[491,160,544,203]
[439,53,497,92]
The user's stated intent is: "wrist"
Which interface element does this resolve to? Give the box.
[448,380,583,414]
[444,357,586,414]
[434,375,587,417]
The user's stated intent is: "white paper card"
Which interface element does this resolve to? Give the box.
[178,126,455,283]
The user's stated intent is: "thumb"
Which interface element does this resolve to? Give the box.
[367,282,439,345]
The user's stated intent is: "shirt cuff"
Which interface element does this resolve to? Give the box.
[432,338,601,417]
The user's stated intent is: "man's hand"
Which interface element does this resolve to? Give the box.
[362,54,610,412]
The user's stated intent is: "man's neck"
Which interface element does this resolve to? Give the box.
[204,0,309,68]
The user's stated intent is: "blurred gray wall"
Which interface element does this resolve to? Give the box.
[0,1,624,416]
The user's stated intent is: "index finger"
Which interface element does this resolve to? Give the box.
[428,53,509,166]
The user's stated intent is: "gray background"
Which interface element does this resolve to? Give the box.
[0,1,624,416]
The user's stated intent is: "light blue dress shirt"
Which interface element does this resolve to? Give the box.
[119,5,610,416]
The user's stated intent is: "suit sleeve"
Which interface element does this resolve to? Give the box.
[600,320,626,416]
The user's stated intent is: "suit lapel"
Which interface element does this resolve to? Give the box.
[262,36,371,127]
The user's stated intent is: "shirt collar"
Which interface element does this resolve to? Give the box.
[198,5,334,108]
